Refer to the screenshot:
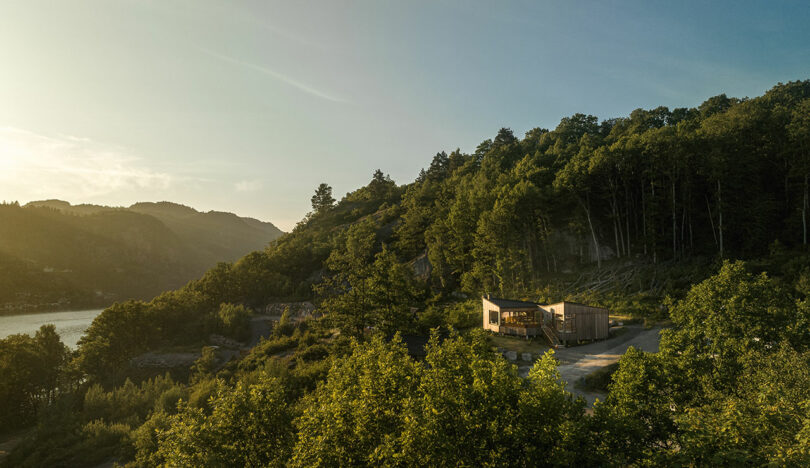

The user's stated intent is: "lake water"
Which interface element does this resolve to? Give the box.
[0,309,104,349]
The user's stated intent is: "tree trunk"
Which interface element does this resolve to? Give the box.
[689,210,694,251]
[651,180,656,264]
[680,207,686,259]
[613,191,627,256]
[706,194,717,246]
[611,191,621,259]
[802,174,807,246]
[613,218,620,259]
[641,178,648,256]
[671,181,677,260]
[625,184,632,256]
[718,180,724,258]
[584,194,601,269]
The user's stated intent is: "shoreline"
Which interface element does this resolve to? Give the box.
[0,304,110,318]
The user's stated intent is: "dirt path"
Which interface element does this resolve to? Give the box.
[561,326,661,405]
[519,325,663,406]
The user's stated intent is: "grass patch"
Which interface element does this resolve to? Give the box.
[488,334,550,355]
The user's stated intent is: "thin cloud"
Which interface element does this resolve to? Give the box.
[200,48,348,104]
[235,179,262,192]
[0,127,174,200]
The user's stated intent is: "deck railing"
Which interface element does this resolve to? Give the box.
[499,325,541,337]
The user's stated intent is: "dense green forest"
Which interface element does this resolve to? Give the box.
[2,81,810,466]
[0,201,283,313]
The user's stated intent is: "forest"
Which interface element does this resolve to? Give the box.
[1,80,810,466]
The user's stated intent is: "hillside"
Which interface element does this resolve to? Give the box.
[0,201,283,312]
[70,79,810,370]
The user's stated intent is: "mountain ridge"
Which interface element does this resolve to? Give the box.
[0,200,285,312]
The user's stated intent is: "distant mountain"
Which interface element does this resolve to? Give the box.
[0,200,284,312]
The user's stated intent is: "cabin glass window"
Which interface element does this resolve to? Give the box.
[489,310,498,324]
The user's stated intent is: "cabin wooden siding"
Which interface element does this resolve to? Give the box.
[482,296,501,333]
[543,301,609,343]
[481,297,540,337]
[483,297,608,342]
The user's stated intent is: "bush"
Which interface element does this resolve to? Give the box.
[237,336,298,374]
[82,374,180,425]
[274,307,296,337]
[130,411,172,467]
[297,343,329,363]
[187,378,218,411]
[157,377,294,467]
[80,420,132,454]
[445,300,480,329]
[216,303,252,341]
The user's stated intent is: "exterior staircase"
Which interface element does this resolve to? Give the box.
[541,324,561,348]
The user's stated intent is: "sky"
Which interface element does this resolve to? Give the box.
[0,1,808,231]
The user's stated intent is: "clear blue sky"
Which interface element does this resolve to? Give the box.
[0,0,808,230]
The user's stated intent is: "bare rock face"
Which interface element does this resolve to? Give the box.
[521,352,533,362]
[504,350,518,361]
[130,351,199,368]
[411,252,432,280]
[209,334,243,349]
[263,301,317,320]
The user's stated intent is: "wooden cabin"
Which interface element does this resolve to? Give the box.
[482,295,542,338]
[541,301,609,345]
[482,296,609,345]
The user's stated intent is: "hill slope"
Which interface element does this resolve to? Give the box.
[0,201,283,312]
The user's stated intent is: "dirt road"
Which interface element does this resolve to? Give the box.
[519,325,663,406]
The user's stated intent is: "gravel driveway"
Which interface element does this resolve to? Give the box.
[519,325,663,406]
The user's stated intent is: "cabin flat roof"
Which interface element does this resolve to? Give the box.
[483,296,539,309]
[541,300,609,310]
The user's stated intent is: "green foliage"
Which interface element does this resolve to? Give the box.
[444,299,481,329]
[0,325,71,431]
[400,329,525,466]
[156,376,294,467]
[189,347,219,384]
[215,302,252,341]
[592,348,681,465]
[592,260,810,465]
[310,183,336,215]
[3,373,186,467]
[291,330,587,467]
[274,306,296,336]
[129,410,172,467]
[663,260,799,387]
[76,293,208,384]
[291,335,418,466]
[672,344,810,466]
[316,219,419,337]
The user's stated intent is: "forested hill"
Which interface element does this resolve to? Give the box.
[72,80,810,378]
[0,200,283,312]
[172,79,810,306]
